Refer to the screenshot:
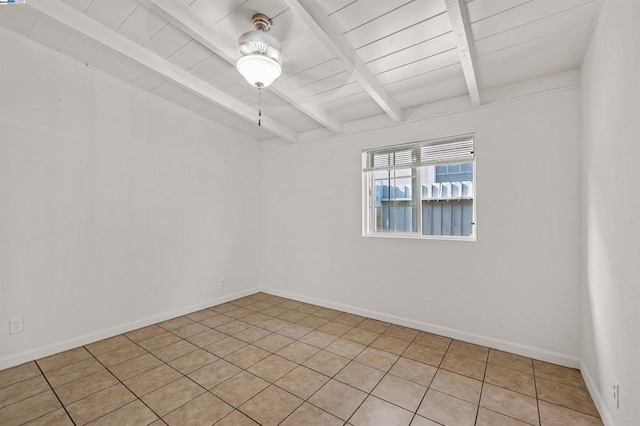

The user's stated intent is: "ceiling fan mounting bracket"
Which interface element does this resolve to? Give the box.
[251,14,271,32]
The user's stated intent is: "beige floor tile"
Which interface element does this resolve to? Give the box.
[279,300,305,310]
[108,353,163,381]
[201,315,234,328]
[389,357,437,387]
[54,369,118,405]
[488,349,533,375]
[94,343,147,367]
[372,374,427,411]
[158,316,195,331]
[89,400,157,425]
[276,366,329,399]
[234,326,272,343]
[152,340,198,363]
[413,332,452,352]
[224,345,271,369]
[125,325,166,343]
[358,319,391,334]
[137,332,182,351]
[430,369,482,404]
[188,359,241,389]
[247,355,297,382]
[533,360,586,389]
[67,384,135,425]
[280,402,343,426]
[245,301,273,312]
[204,336,247,357]
[313,308,343,320]
[212,371,270,407]
[448,340,490,362]
[258,318,291,332]
[226,308,254,319]
[210,304,240,314]
[354,347,399,372]
[168,349,217,375]
[278,324,314,340]
[124,364,182,397]
[370,334,410,355]
[538,400,603,426]
[37,347,92,373]
[261,306,290,317]
[171,323,210,339]
[230,298,258,308]
[24,408,73,426]
[215,410,259,426]
[45,358,104,387]
[325,338,366,359]
[403,343,446,367]
[480,383,539,425]
[0,375,50,409]
[142,377,205,417]
[334,313,365,327]
[184,309,217,322]
[350,395,413,426]
[279,310,309,322]
[536,377,599,416]
[308,380,367,421]
[277,341,320,363]
[85,335,131,356]
[296,315,330,329]
[410,415,441,426]
[384,325,420,342]
[295,303,323,315]
[299,330,339,349]
[243,312,272,325]
[335,361,384,393]
[239,385,302,426]
[0,362,41,388]
[485,363,536,397]
[303,350,350,376]
[253,333,294,353]
[164,393,233,425]
[216,320,251,335]
[187,329,227,347]
[440,352,486,380]
[476,407,530,425]
[318,321,354,337]
[342,327,380,346]
[0,391,61,426]
[417,389,478,426]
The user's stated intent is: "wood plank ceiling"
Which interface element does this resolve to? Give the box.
[0,0,600,143]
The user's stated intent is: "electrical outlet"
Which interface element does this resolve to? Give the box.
[283,275,289,286]
[9,317,24,335]
[220,276,226,287]
[612,379,620,409]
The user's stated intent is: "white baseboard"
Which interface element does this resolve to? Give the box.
[0,287,260,371]
[581,360,615,426]
[262,287,581,369]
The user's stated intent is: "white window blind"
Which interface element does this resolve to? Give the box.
[364,134,474,171]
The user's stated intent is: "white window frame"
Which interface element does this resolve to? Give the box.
[362,134,476,241]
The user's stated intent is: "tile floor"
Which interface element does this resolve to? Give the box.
[0,292,602,425]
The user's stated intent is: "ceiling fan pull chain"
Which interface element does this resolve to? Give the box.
[258,86,262,127]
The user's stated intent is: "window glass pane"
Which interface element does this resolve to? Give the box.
[372,169,417,233]
[420,162,473,237]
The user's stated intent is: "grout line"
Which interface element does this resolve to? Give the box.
[33,361,77,426]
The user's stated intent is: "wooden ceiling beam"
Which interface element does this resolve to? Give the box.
[28,0,298,142]
[286,0,403,122]
[445,0,481,106]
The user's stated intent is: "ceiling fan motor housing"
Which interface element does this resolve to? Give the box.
[236,13,282,88]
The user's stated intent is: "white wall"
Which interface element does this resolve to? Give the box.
[261,89,582,363]
[0,29,261,369]
[580,1,640,424]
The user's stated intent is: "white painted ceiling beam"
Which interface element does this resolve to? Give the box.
[286,0,403,122]
[146,0,343,135]
[445,0,481,106]
[27,0,297,142]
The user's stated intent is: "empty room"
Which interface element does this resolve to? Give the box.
[0,0,638,425]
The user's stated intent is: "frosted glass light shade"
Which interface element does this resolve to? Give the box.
[236,54,281,88]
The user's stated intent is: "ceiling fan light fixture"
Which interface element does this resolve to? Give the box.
[236,14,282,88]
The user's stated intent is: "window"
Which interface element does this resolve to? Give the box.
[363,134,475,240]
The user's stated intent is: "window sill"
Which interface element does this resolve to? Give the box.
[362,233,476,242]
